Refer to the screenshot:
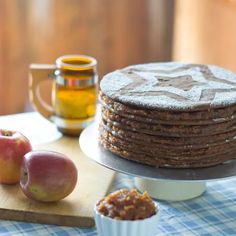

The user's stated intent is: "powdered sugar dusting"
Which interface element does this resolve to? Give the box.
[100,62,236,110]
[100,71,131,97]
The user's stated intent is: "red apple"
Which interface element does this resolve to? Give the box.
[20,150,78,202]
[0,129,32,184]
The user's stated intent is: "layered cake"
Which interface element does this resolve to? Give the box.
[99,62,236,168]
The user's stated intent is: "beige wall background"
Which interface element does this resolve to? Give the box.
[173,0,236,73]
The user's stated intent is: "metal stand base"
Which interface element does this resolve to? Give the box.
[135,177,206,201]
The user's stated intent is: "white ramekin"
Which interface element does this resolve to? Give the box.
[94,203,159,236]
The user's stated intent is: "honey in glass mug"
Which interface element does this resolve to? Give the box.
[29,55,98,136]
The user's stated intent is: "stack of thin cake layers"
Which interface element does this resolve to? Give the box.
[99,62,236,168]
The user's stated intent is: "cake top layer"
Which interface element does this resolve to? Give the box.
[100,62,236,110]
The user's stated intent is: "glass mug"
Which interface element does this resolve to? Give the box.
[29,55,98,136]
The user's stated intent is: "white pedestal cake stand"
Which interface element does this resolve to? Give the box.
[79,122,236,201]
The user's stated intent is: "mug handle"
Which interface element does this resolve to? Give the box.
[29,64,56,120]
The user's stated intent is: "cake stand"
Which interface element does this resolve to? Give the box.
[79,122,236,201]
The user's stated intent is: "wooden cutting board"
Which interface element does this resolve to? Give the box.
[0,137,115,227]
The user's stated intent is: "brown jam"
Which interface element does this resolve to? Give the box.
[96,188,157,220]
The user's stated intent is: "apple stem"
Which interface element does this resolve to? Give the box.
[20,169,28,186]
[1,130,13,136]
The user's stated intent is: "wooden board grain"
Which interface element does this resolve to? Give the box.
[0,137,115,227]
